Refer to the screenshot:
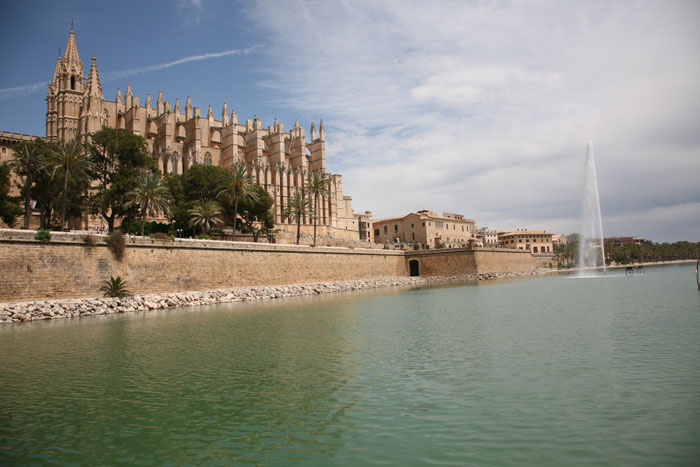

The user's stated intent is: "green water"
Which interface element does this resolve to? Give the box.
[1,264,699,466]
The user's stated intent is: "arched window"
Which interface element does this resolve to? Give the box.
[70,75,76,90]
[204,153,212,166]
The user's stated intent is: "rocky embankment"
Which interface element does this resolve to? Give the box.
[0,270,551,324]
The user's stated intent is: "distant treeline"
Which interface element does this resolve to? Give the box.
[605,241,700,265]
[554,235,700,268]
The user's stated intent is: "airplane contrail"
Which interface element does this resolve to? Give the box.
[101,47,255,81]
[0,47,255,100]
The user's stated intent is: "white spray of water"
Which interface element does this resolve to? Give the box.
[578,140,606,275]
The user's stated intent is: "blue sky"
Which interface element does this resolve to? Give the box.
[1,0,699,242]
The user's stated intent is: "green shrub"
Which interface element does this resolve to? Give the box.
[107,231,126,261]
[35,229,51,243]
[196,233,213,240]
[99,276,132,298]
[123,219,170,236]
[413,242,421,250]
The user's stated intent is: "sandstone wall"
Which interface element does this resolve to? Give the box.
[404,249,476,276]
[0,230,552,302]
[472,248,551,273]
[0,230,405,301]
[404,247,550,276]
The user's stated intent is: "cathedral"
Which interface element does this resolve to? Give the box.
[3,28,372,240]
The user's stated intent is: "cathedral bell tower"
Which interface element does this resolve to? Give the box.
[46,27,86,143]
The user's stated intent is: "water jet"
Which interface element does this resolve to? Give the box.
[578,140,606,275]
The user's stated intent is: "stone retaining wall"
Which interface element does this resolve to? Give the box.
[0,229,552,303]
[0,229,405,301]
[405,247,553,276]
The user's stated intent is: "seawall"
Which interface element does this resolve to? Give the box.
[0,229,553,302]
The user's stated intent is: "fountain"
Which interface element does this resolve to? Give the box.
[578,140,606,275]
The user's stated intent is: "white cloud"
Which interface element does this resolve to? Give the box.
[0,81,49,100]
[242,0,700,242]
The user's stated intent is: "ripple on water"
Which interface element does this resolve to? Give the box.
[1,265,699,466]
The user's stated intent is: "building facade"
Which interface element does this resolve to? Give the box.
[476,227,499,248]
[499,230,553,253]
[2,28,364,238]
[551,234,568,246]
[373,210,476,248]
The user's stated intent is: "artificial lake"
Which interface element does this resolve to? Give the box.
[1,263,699,466]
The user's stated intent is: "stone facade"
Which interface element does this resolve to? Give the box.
[373,210,476,248]
[2,28,365,239]
[405,247,550,277]
[498,230,554,254]
[476,227,499,248]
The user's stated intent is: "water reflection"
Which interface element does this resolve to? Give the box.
[1,266,699,466]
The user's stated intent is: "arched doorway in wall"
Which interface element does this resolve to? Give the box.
[409,259,420,277]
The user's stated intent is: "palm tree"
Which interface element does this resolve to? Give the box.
[305,172,330,247]
[282,191,311,245]
[9,140,47,229]
[217,164,258,241]
[99,276,132,298]
[50,140,89,231]
[126,172,172,236]
[188,199,222,235]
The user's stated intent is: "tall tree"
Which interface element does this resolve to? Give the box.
[127,173,172,236]
[88,128,156,232]
[282,191,311,245]
[305,172,330,247]
[217,164,258,241]
[0,163,22,227]
[188,199,222,236]
[9,140,47,229]
[239,185,275,242]
[49,140,90,231]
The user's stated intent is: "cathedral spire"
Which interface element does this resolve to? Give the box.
[51,56,61,86]
[48,55,61,96]
[125,83,133,108]
[84,55,103,98]
[157,90,164,114]
[221,102,229,125]
[62,28,81,69]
